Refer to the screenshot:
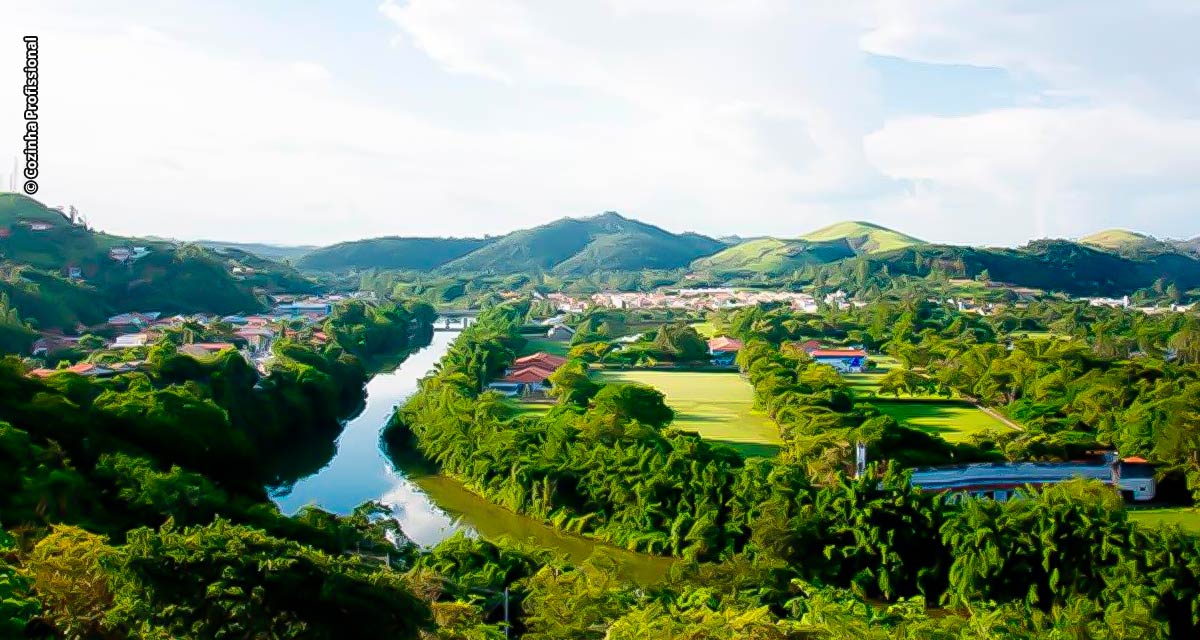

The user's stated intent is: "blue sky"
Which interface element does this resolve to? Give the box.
[2,1,1198,246]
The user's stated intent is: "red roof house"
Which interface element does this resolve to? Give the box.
[706,337,744,353]
[515,352,568,368]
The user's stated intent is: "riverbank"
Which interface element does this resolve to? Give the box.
[272,330,674,584]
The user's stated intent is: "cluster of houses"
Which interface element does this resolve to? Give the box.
[25,296,346,379]
[487,352,568,399]
[537,288,860,314]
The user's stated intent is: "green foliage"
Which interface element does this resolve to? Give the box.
[299,236,494,272]
[442,212,726,275]
[108,518,431,639]
[0,528,39,637]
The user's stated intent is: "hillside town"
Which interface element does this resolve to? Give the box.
[24,294,358,378]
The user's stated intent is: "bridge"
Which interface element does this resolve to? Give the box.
[433,309,481,331]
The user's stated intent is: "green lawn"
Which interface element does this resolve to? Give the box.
[870,400,1012,443]
[598,370,780,458]
[689,321,719,338]
[520,337,571,356]
[1129,508,1200,533]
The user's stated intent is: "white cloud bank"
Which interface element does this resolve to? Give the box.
[0,1,1197,245]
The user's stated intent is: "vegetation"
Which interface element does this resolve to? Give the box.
[799,220,927,253]
[443,211,727,274]
[298,236,493,272]
[598,370,781,457]
[1,194,319,329]
[0,295,439,637]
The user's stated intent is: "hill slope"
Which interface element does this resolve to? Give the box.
[440,212,726,274]
[691,237,856,276]
[1,193,315,328]
[1079,229,1170,255]
[196,240,319,261]
[868,239,1200,297]
[297,237,493,272]
[800,221,926,254]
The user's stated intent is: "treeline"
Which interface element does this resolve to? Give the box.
[324,298,436,366]
[0,301,439,637]
[386,300,1200,636]
[388,302,750,559]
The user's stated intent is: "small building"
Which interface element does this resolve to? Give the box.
[112,333,150,348]
[514,352,568,369]
[66,265,83,279]
[487,366,555,398]
[235,326,276,352]
[27,221,53,231]
[107,312,161,329]
[180,343,235,358]
[909,456,1156,502]
[809,348,867,373]
[487,352,567,399]
[546,324,576,342]
[29,362,113,378]
[707,336,744,367]
[273,302,333,316]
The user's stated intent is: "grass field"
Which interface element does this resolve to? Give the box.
[689,321,718,338]
[842,355,948,398]
[520,337,571,356]
[871,400,1011,442]
[598,370,781,458]
[1128,508,1200,533]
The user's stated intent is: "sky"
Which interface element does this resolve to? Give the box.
[1,0,1198,247]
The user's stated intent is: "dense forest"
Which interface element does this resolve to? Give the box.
[0,298,439,637]
[381,299,1200,637]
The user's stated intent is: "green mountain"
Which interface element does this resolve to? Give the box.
[691,237,856,276]
[800,220,926,254]
[1079,229,1172,255]
[0,193,315,329]
[196,240,319,261]
[439,211,726,274]
[867,239,1200,297]
[297,236,493,272]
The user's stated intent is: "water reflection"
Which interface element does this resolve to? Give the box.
[271,330,673,583]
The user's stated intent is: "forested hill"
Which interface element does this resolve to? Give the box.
[296,211,726,274]
[859,239,1200,297]
[442,212,726,274]
[297,236,494,272]
[0,193,317,330]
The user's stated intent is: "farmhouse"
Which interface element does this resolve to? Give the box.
[707,336,743,367]
[809,348,867,373]
[487,352,566,398]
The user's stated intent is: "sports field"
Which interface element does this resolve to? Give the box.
[598,370,781,458]
[871,400,1011,442]
[520,337,571,356]
[1128,508,1200,533]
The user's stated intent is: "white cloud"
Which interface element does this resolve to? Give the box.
[0,1,1196,245]
[865,107,1200,242]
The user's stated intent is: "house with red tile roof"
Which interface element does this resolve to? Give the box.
[29,362,112,378]
[707,336,743,367]
[514,352,568,369]
[488,352,566,398]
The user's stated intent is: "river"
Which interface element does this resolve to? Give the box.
[272,330,673,583]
